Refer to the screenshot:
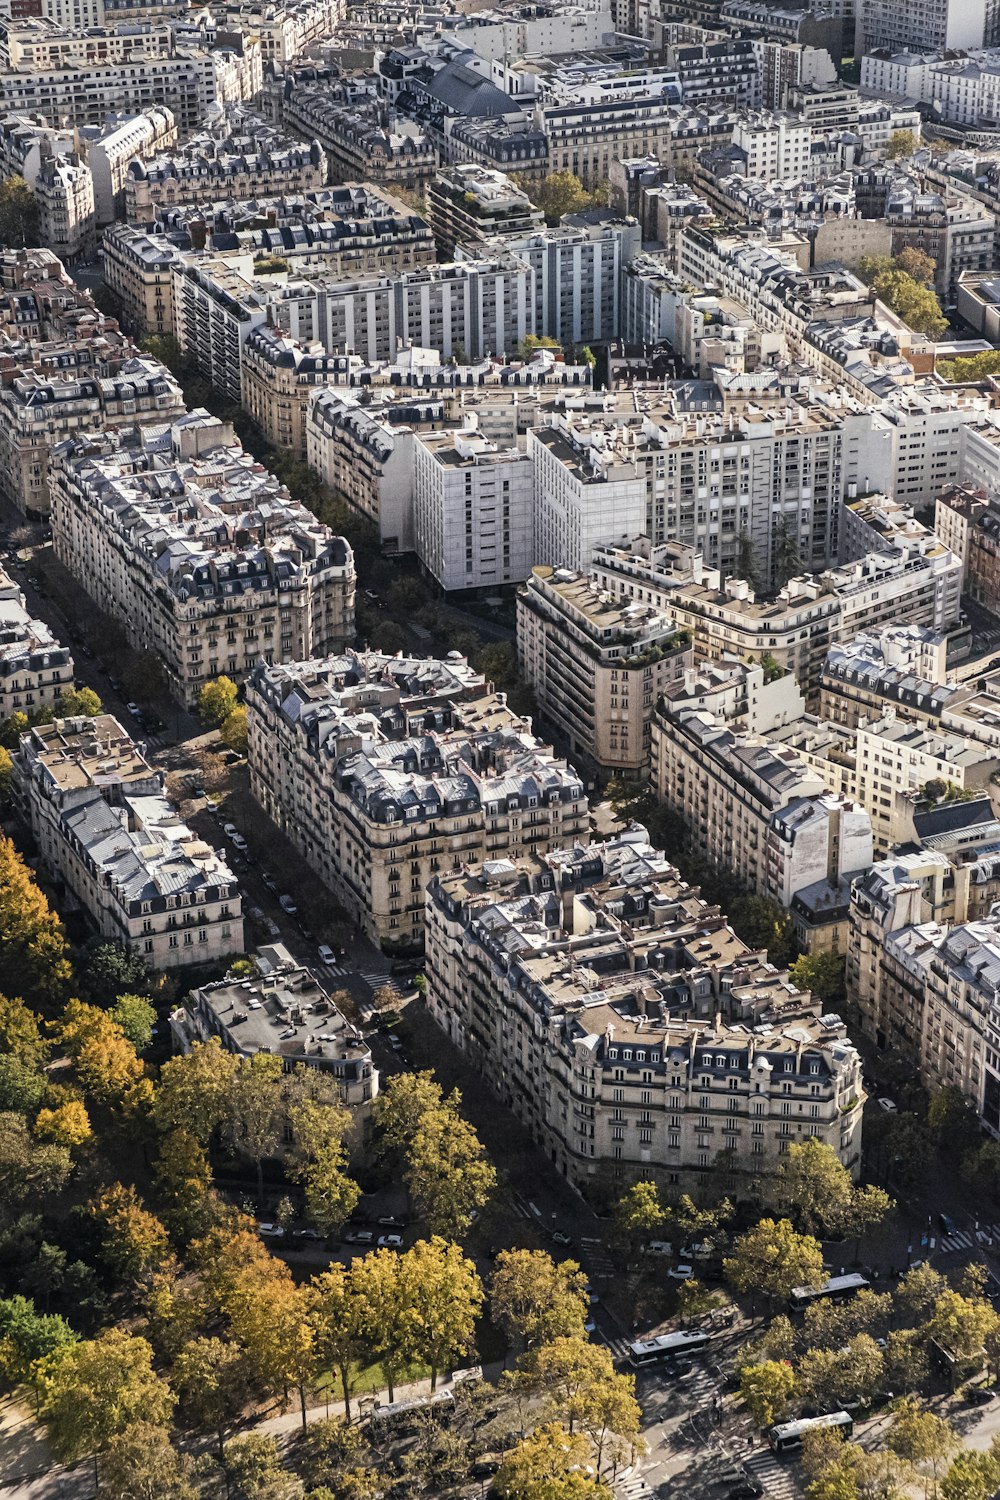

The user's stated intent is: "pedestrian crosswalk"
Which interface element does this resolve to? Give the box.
[603,1334,633,1362]
[938,1223,1000,1253]
[362,971,401,995]
[745,1452,803,1500]
[581,1234,616,1277]
[615,1474,655,1499]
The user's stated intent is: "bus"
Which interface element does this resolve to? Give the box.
[788,1273,871,1314]
[368,1390,455,1433]
[628,1330,711,1367]
[769,1412,854,1455]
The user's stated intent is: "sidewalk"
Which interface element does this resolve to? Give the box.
[258,1361,506,1441]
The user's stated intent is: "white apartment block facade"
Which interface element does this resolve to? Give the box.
[16,715,243,969]
[425,835,865,1194]
[413,425,534,592]
[245,653,589,950]
[732,111,812,177]
[49,412,355,708]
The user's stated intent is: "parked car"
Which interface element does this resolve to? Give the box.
[646,1241,673,1257]
[230,833,248,852]
[378,1234,404,1250]
[257,1222,285,1239]
[551,1229,573,1247]
[222,823,239,840]
[344,1228,374,1245]
[877,1097,898,1112]
[387,1033,403,1051]
[377,1216,406,1229]
[317,945,337,967]
[292,1227,324,1242]
[279,894,298,914]
[668,1264,694,1281]
[125,702,142,718]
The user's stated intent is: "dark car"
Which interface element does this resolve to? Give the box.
[966,1385,995,1406]
[939,1212,958,1237]
[471,1461,500,1480]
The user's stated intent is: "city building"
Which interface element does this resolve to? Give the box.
[424,832,865,1194]
[49,411,355,708]
[412,423,535,592]
[426,164,544,258]
[124,116,327,223]
[15,713,244,968]
[173,952,378,1118]
[517,564,692,778]
[936,483,1000,609]
[0,564,73,722]
[100,224,180,339]
[245,651,588,949]
[650,669,875,905]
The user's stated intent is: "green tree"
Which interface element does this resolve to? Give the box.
[887,1399,956,1498]
[221,1052,285,1210]
[871,268,948,337]
[98,1421,197,1500]
[0,1110,71,1213]
[76,939,154,1003]
[40,1329,175,1479]
[111,993,157,1052]
[740,1360,798,1428]
[0,175,39,247]
[728,894,797,967]
[287,1096,359,1239]
[611,1180,666,1257]
[799,1334,884,1411]
[224,1433,305,1500]
[153,1037,239,1143]
[0,1294,76,1386]
[775,1138,891,1239]
[514,170,601,225]
[405,1103,496,1237]
[490,1249,590,1351]
[398,1236,484,1390]
[0,835,72,1011]
[347,1248,407,1401]
[724,1217,824,1310]
[926,1288,999,1365]
[896,1262,946,1322]
[296,1417,379,1496]
[927,1086,979,1151]
[0,991,47,1066]
[198,675,239,730]
[310,1264,367,1422]
[0,1054,45,1114]
[495,1422,612,1498]
[940,1450,1000,1500]
[171,1336,249,1461]
[220,706,248,756]
[788,951,847,1007]
[0,745,12,810]
[885,129,916,159]
[153,1129,216,1239]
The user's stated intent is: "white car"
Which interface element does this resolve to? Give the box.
[222,823,239,840]
[646,1240,673,1257]
[279,894,298,914]
[378,1233,404,1250]
[877,1097,898,1112]
[230,833,248,852]
[668,1264,695,1281]
[345,1228,374,1245]
[125,701,142,718]
[317,944,337,966]
[257,1222,285,1238]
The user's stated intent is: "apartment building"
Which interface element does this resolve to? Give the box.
[820,627,961,729]
[848,847,1000,1132]
[0,39,261,134]
[650,672,874,906]
[0,356,185,517]
[245,652,588,949]
[275,258,533,365]
[241,331,358,460]
[172,257,268,406]
[124,120,327,223]
[49,412,355,708]
[857,0,990,65]
[282,85,438,192]
[175,957,377,1116]
[0,565,73,721]
[413,424,534,592]
[731,110,812,177]
[426,164,544,258]
[16,714,243,968]
[100,224,179,339]
[83,107,176,226]
[526,390,879,581]
[425,834,865,1194]
[936,483,1000,609]
[588,510,963,701]
[517,564,691,778]
[210,0,345,68]
[885,187,996,306]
